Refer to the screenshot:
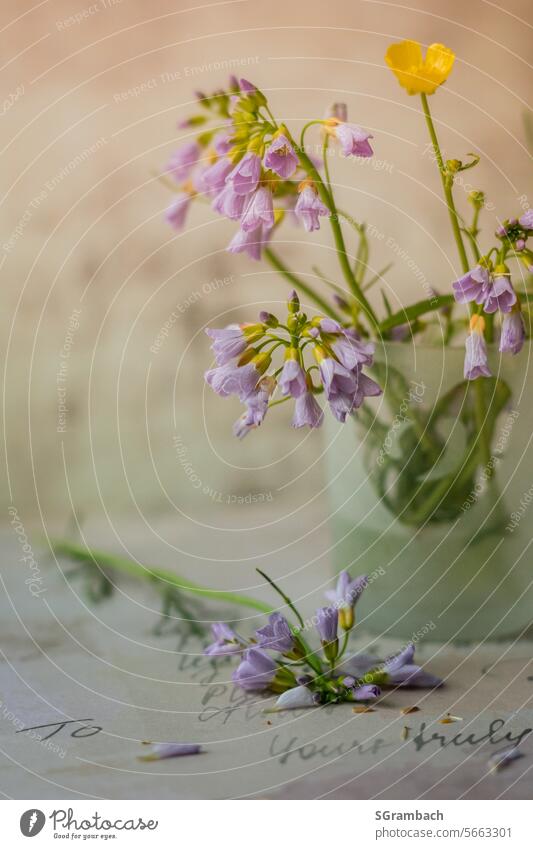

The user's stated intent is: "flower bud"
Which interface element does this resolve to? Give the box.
[288,289,300,314]
[259,311,279,327]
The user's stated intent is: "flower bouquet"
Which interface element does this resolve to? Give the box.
[206,568,442,711]
[161,40,532,641]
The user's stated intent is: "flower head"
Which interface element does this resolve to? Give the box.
[382,643,443,688]
[320,320,375,369]
[279,350,307,398]
[204,622,245,656]
[316,606,338,643]
[325,571,367,630]
[295,184,330,232]
[255,612,297,654]
[166,141,201,181]
[452,264,491,306]
[205,323,262,366]
[205,352,269,400]
[334,122,374,158]
[227,225,268,260]
[483,271,516,315]
[226,151,262,195]
[385,40,455,96]
[232,647,296,692]
[291,390,324,429]
[197,156,233,196]
[233,375,276,437]
[240,186,275,232]
[351,683,381,701]
[464,314,491,380]
[165,194,191,231]
[212,183,246,220]
[264,133,298,179]
[500,308,526,355]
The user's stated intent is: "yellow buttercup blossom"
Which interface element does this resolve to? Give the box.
[385,40,455,96]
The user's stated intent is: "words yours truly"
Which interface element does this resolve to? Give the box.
[269,718,531,765]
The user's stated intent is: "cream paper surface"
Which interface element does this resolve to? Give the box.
[1,524,532,800]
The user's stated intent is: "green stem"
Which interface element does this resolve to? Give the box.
[256,568,304,629]
[264,246,341,319]
[420,93,492,469]
[53,540,273,613]
[420,93,470,274]
[286,130,380,333]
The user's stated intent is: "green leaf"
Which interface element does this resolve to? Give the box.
[378,295,455,332]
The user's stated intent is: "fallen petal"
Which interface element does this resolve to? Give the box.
[138,743,202,761]
[439,714,463,724]
[270,685,317,711]
[401,706,420,715]
[489,746,524,772]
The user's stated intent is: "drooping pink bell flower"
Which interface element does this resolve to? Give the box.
[279,355,307,398]
[240,186,275,232]
[212,184,246,220]
[198,157,233,196]
[205,354,269,401]
[227,225,268,261]
[452,264,492,306]
[226,151,262,195]
[233,376,276,438]
[483,274,517,314]
[166,141,201,181]
[294,185,329,232]
[464,315,491,380]
[291,391,324,428]
[264,134,298,179]
[165,194,191,230]
[499,309,526,354]
[335,122,374,158]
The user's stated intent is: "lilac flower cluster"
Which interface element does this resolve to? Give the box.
[164,77,373,259]
[452,211,532,379]
[204,569,442,710]
[204,291,381,437]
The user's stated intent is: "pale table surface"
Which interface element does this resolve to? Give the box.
[1,508,532,800]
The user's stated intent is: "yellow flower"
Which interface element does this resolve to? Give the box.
[385,40,455,96]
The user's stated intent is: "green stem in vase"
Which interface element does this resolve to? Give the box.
[420,93,492,471]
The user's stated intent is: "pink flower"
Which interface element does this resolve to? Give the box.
[335,122,373,158]
[240,187,275,232]
[295,186,329,232]
[212,184,246,220]
[198,157,233,196]
[166,141,200,181]
[226,152,262,195]
[291,392,324,428]
[484,274,517,314]
[227,225,268,261]
[264,134,298,179]
[279,357,307,399]
[165,194,191,230]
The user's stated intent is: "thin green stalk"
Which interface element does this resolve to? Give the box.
[255,568,324,675]
[420,93,492,469]
[264,246,341,319]
[286,129,380,333]
[53,540,273,613]
[420,93,470,274]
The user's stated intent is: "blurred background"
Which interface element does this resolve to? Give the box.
[0,0,531,535]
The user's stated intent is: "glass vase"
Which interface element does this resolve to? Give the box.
[324,340,533,643]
